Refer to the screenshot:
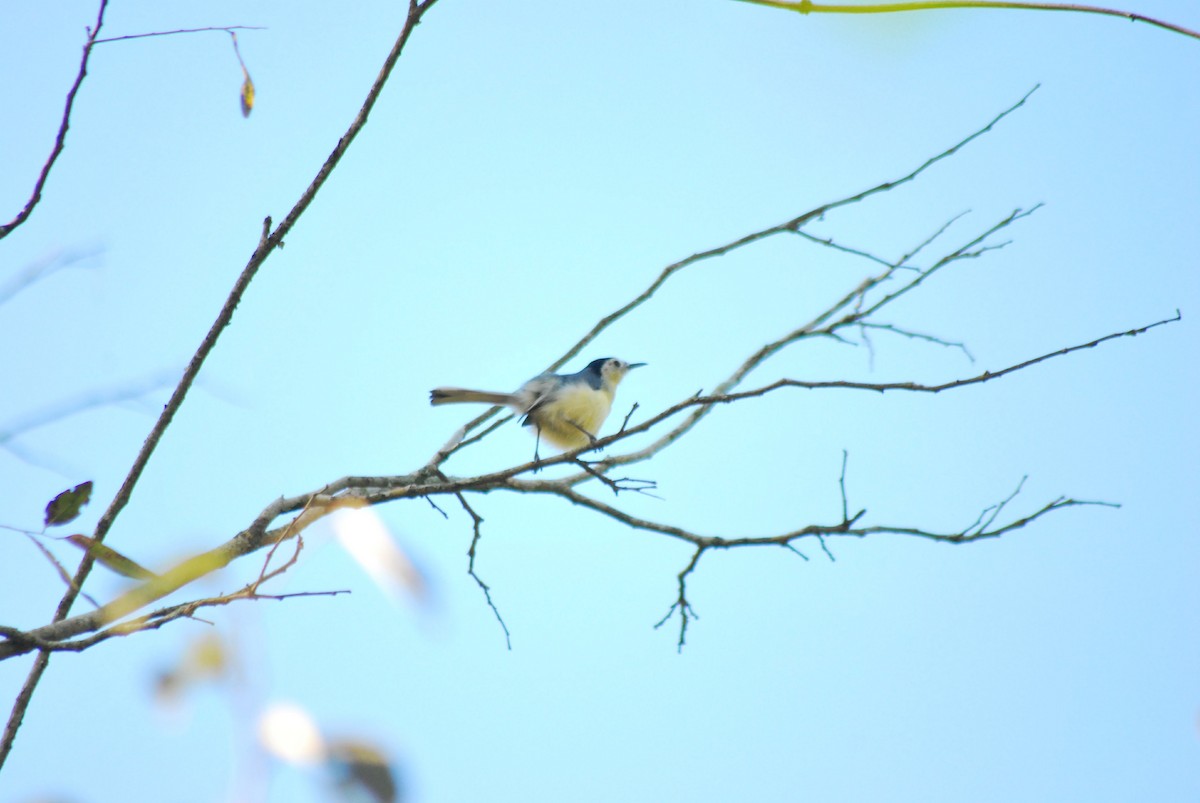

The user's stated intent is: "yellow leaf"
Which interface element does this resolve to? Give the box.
[240,70,255,117]
[65,533,156,580]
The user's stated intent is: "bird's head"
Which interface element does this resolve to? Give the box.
[588,357,646,390]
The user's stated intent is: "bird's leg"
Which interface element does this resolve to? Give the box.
[566,420,599,450]
[531,427,543,470]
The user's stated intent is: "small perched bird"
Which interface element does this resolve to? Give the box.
[430,357,645,451]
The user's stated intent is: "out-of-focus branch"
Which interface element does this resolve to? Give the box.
[0,247,103,306]
[0,370,178,450]
[736,0,1200,42]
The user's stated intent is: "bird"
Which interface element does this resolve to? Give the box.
[430,357,645,452]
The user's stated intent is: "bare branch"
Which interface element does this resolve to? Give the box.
[697,311,1179,401]
[92,25,265,45]
[0,305,1155,660]
[838,451,850,525]
[553,85,1037,369]
[0,0,443,769]
[590,208,1038,474]
[437,89,1043,475]
[558,309,1180,480]
[437,86,1041,457]
[963,475,1027,536]
[792,229,900,271]
[22,535,99,609]
[857,322,976,362]
[454,492,511,649]
[0,1,109,241]
[654,547,704,652]
[0,588,348,655]
[898,210,972,265]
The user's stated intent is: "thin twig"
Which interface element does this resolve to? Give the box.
[857,322,976,362]
[444,87,1039,458]
[0,0,109,241]
[838,450,850,524]
[0,589,348,654]
[455,493,511,649]
[654,547,705,651]
[92,25,265,45]
[22,535,99,609]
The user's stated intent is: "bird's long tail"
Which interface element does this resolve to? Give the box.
[429,388,516,407]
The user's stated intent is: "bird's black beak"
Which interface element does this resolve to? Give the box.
[628,362,647,369]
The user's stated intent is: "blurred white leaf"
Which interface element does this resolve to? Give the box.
[257,701,324,765]
[330,507,426,603]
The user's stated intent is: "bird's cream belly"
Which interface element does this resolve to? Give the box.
[529,384,613,449]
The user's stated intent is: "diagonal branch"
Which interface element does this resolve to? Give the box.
[553,85,1039,373]
[594,309,1178,474]
[441,87,1040,458]
[0,370,178,450]
[0,310,1162,660]
[0,0,109,241]
[0,0,443,771]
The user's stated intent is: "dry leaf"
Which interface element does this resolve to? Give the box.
[44,481,93,527]
[240,70,255,117]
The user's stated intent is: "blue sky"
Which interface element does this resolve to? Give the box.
[1,1,1198,801]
